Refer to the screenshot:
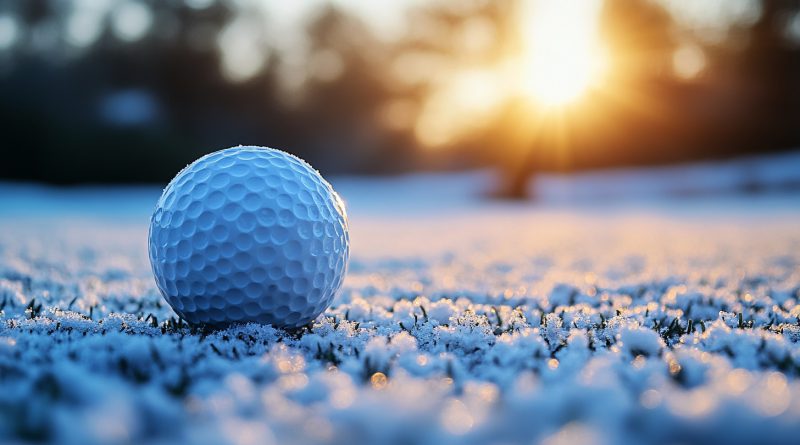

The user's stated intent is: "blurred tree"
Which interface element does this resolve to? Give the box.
[297,6,417,173]
[0,0,798,185]
[736,0,800,149]
[383,0,518,169]
[494,0,679,199]
[493,0,800,199]
[0,0,411,183]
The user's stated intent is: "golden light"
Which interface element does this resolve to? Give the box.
[517,0,607,107]
[414,69,507,148]
[411,0,610,149]
[673,44,706,79]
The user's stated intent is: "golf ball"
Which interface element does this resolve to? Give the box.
[148,146,349,328]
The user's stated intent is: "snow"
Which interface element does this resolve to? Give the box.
[1,153,800,444]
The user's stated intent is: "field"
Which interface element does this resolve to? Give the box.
[1,154,800,445]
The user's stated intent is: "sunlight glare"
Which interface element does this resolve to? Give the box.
[673,44,706,79]
[518,0,606,107]
[415,69,505,147]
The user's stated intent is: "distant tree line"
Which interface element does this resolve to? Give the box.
[0,0,798,185]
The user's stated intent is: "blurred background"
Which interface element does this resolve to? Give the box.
[1,0,799,198]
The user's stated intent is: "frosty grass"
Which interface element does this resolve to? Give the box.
[1,183,800,444]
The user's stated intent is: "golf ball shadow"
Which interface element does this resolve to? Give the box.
[148,146,350,329]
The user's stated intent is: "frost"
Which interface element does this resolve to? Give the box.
[617,325,665,358]
[427,298,457,325]
[1,168,800,444]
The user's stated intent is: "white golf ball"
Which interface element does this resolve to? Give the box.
[148,146,349,328]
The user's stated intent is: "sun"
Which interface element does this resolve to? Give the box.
[411,0,609,149]
[524,55,597,106]
[517,0,607,107]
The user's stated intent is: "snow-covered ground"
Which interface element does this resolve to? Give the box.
[1,153,800,444]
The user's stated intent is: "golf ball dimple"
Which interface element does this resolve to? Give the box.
[148,146,350,328]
